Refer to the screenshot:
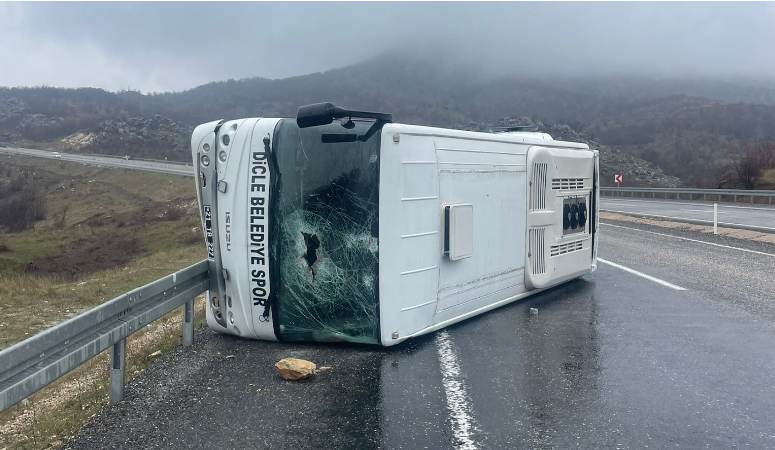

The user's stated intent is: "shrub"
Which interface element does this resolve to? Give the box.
[0,187,46,232]
[164,205,185,221]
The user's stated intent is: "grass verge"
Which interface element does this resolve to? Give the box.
[0,155,207,448]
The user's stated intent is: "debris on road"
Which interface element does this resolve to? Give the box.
[224,355,235,359]
[274,357,317,380]
[149,350,162,357]
[530,308,539,315]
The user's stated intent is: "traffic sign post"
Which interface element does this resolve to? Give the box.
[615,174,622,187]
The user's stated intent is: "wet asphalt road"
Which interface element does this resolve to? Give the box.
[601,197,775,231]
[66,220,775,450]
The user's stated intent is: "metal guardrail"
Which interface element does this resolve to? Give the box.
[600,187,775,205]
[0,260,209,413]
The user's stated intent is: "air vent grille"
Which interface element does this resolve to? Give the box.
[529,228,546,274]
[530,163,548,210]
[550,240,584,257]
[552,178,584,190]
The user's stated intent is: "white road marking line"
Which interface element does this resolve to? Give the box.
[680,209,733,214]
[600,209,775,232]
[597,258,687,291]
[436,330,478,450]
[601,222,775,258]
[603,198,775,212]
[610,206,732,214]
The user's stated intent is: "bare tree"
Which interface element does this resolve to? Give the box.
[753,140,775,169]
[0,187,46,231]
[734,151,761,189]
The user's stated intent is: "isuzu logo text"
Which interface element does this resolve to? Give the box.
[225,212,231,251]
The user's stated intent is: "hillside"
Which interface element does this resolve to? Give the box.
[2,53,774,185]
[456,117,680,187]
[59,115,192,160]
[586,96,775,187]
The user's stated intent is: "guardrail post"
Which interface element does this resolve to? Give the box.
[183,298,194,347]
[733,194,737,203]
[714,203,718,235]
[109,339,126,405]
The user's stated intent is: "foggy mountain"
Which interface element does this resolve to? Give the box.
[2,52,774,187]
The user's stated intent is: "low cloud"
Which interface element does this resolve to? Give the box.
[1,2,773,92]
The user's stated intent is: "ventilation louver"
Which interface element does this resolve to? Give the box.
[552,178,584,190]
[530,163,548,210]
[550,240,584,257]
[529,228,546,274]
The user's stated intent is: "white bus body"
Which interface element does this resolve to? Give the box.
[192,108,598,346]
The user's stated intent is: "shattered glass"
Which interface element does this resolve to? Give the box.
[273,119,381,344]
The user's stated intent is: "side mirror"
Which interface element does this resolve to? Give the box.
[296,102,340,128]
[296,102,393,128]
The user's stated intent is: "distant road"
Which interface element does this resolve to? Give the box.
[1,147,194,177]
[601,197,775,232]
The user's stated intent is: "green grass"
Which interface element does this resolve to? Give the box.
[0,155,201,272]
[0,244,205,350]
[0,155,206,347]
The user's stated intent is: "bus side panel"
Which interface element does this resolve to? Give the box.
[216,118,283,340]
[432,137,528,325]
[378,126,441,344]
[207,118,280,340]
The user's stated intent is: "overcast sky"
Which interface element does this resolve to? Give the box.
[0,2,773,93]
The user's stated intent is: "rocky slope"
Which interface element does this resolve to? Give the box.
[60,116,192,161]
[455,117,681,187]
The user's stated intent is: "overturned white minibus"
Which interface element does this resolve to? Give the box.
[192,103,598,346]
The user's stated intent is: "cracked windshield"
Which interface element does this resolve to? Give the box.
[273,119,380,344]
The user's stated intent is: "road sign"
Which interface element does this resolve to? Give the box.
[614,174,622,184]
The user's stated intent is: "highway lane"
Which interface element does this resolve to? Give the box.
[65,220,775,449]
[1,146,194,177]
[601,197,775,232]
